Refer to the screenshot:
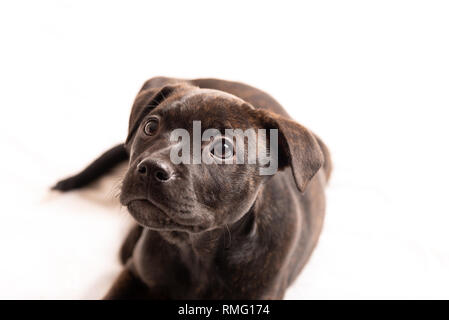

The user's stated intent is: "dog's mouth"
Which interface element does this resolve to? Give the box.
[126,199,209,233]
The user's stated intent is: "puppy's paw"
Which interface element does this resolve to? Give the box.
[51,176,80,192]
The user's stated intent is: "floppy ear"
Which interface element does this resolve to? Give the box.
[125,83,194,148]
[257,110,324,192]
[126,85,176,146]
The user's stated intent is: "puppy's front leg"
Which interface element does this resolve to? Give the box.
[119,224,143,265]
[52,143,128,192]
[104,267,165,300]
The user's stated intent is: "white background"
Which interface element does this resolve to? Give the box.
[0,0,448,299]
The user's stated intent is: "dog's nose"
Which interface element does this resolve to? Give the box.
[137,159,174,182]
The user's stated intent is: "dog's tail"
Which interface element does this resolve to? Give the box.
[52,143,129,192]
[314,135,332,183]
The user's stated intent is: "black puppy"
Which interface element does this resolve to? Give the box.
[54,77,331,299]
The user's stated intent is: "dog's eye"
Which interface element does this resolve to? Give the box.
[143,119,159,136]
[210,138,234,160]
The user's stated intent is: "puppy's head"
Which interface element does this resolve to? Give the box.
[120,82,324,233]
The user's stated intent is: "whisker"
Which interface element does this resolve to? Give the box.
[225,224,232,249]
